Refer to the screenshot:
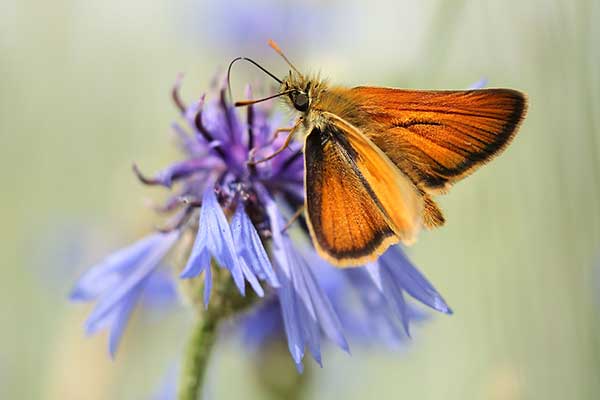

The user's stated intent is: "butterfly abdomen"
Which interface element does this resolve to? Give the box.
[423,195,445,228]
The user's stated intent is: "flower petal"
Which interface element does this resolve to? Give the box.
[141,269,178,308]
[273,266,305,365]
[288,249,322,366]
[469,78,488,89]
[85,231,179,331]
[70,234,164,301]
[180,187,246,295]
[376,263,412,336]
[259,186,348,368]
[240,299,282,348]
[239,257,264,297]
[231,204,279,288]
[203,261,212,308]
[108,291,138,357]
[345,268,409,346]
[180,243,210,279]
[296,259,349,353]
[201,187,245,294]
[380,247,452,314]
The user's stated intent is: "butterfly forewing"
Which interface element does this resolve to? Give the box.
[337,87,527,193]
[304,116,422,266]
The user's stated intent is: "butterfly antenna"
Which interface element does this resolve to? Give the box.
[234,89,295,107]
[268,40,303,77]
[227,57,283,102]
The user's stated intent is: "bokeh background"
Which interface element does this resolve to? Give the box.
[2,0,600,399]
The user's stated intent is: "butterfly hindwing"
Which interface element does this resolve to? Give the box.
[304,114,422,266]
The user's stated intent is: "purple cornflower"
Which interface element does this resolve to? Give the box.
[71,74,451,372]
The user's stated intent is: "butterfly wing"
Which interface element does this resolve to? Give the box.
[341,87,527,194]
[304,112,423,267]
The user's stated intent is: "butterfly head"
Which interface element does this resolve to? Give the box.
[228,41,325,114]
[281,73,312,112]
[281,72,327,114]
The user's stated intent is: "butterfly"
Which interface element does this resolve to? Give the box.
[231,41,527,267]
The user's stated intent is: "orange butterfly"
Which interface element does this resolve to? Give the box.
[232,41,527,267]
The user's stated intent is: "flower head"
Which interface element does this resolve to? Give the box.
[71,74,451,372]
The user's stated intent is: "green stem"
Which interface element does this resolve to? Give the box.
[176,264,257,400]
[178,312,218,400]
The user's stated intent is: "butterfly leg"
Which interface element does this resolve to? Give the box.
[248,118,302,165]
[269,127,293,143]
[281,205,305,233]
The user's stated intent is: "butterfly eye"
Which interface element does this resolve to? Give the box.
[293,92,309,112]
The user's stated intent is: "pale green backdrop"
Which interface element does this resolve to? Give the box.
[1,1,599,399]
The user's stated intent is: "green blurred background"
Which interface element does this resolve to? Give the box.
[2,0,600,398]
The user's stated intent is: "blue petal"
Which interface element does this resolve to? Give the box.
[380,247,452,314]
[239,257,264,297]
[179,211,210,305]
[72,231,178,356]
[231,204,279,288]
[376,263,412,336]
[362,247,452,336]
[181,187,212,279]
[240,299,282,348]
[180,242,210,279]
[469,78,488,89]
[85,231,179,333]
[260,186,348,368]
[288,252,322,366]
[296,259,349,353]
[201,187,245,294]
[141,268,178,308]
[274,266,305,365]
[203,260,212,308]
[150,366,178,400]
[345,268,409,346]
[263,195,305,364]
[180,188,245,295]
[70,234,164,301]
[365,262,383,291]
[108,290,138,357]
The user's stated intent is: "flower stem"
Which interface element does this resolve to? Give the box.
[178,311,218,400]
[177,264,257,400]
